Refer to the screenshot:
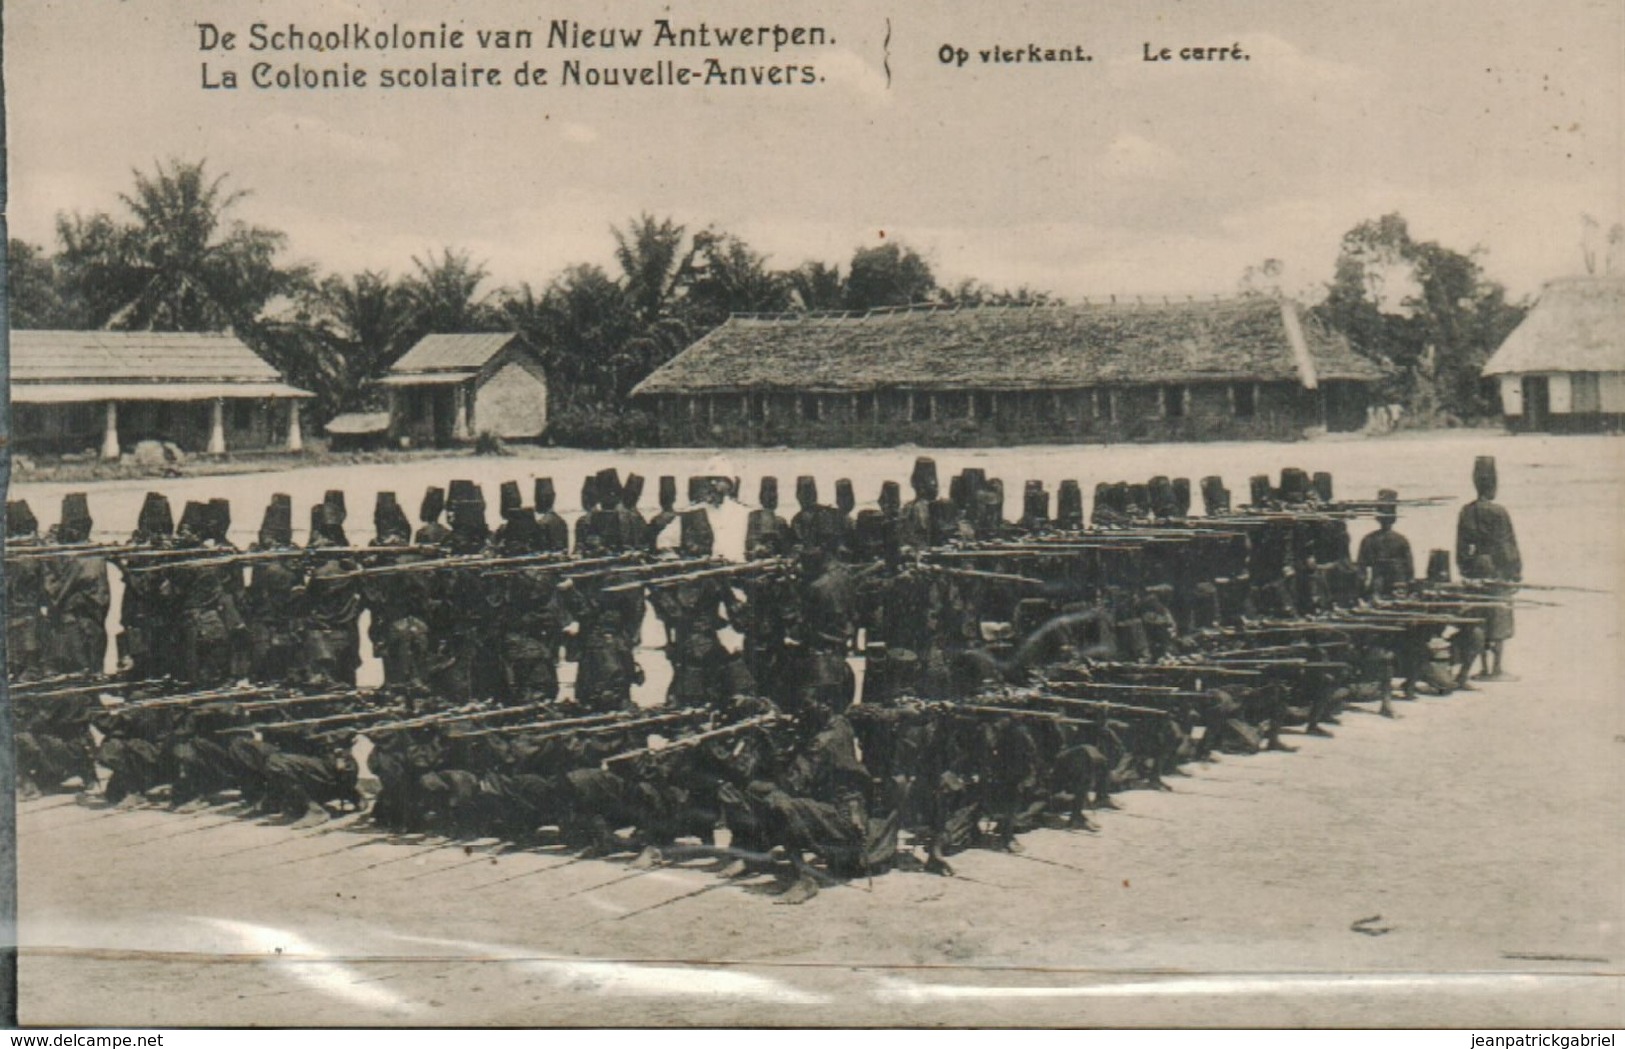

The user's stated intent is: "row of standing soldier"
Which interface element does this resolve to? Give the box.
[8,455,1523,899]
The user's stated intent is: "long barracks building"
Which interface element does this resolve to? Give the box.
[631,296,1383,447]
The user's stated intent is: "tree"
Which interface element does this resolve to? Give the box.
[682,232,792,328]
[788,261,846,311]
[54,159,305,332]
[398,248,498,346]
[940,278,1059,307]
[843,242,937,311]
[1314,212,1526,420]
[7,238,74,328]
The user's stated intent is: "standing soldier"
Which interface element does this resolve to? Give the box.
[899,457,949,549]
[832,479,857,559]
[43,494,111,677]
[117,493,175,679]
[1358,490,1415,598]
[166,501,232,686]
[6,501,46,681]
[650,510,748,708]
[646,476,681,552]
[246,495,304,684]
[746,476,791,559]
[790,476,827,550]
[534,478,570,553]
[364,492,432,694]
[574,474,602,554]
[302,502,363,688]
[415,486,452,547]
[1456,455,1521,679]
[206,498,252,679]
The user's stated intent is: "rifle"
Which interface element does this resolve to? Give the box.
[461,707,710,742]
[354,550,641,579]
[221,707,411,736]
[131,545,446,573]
[601,713,787,766]
[605,560,785,594]
[916,564,1048,588]
[361,702,559,737]
[12,678,169,702]
[983,693,1174,719]
[450,707,694,739]
[233,691,365,714]
[476,552,655,578]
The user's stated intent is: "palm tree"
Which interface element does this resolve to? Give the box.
[54,159,302,332]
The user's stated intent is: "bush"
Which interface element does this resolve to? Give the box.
[546,404,659,449]
[473,430,511,456]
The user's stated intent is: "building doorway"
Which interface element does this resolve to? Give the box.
[1521,376,1550,431]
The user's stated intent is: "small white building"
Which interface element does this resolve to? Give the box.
[9,330,311,459]
[379,333,549,446]
[1483,276,1625,433]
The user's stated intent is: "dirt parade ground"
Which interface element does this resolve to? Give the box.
[11,430,1625,1027]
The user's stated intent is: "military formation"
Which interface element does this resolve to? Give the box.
[9,454,1530,902]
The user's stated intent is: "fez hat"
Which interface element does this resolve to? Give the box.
[180,500,209,537]
[499,480,523,516]
[911,456,938,491]
[795,475,818,507]
[1200,476,1230,517]
[57,493,92,542]
[448,479,483,508]
[1056,480,1084,526]
[7,500,38,538]
[1093,482,1115,516]
[375,492,410,538]
[207,498,232,541]
[1426,549,1452,583]
[323,489,347,519]
[758,475,779,510]
[582,474,602,512]
[1249,475,1272,507]
[1126,483,1151,513]
[1473,455,1497,495]
[878,481,902,516]
[658,475,678,510]
[948,473,969,511]
[260,494,293,545]
[1376,488,1399,518]
[1148,476,1177,518]
[420,486,446,524]
[594,468,622,507]
[534,478,557,514]
[1023,480,1049,520]
[961,468,987,500]
[1278,468,1311,504]
[804,505,846,554]
[1313,471,1335,503]
[1172,477,1192,518]
[137,492,175,538]
[1111,482,1133,514]
[984,478,1006,518]
[853,509,889,558]
[61,492,92,529]
[679,508,715,555]
[622,473,645,507]
[686,475,707,505]
[835,478,855,515]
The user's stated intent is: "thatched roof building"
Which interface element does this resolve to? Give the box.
[1483,276,1625,432]
[633,297,1380,446]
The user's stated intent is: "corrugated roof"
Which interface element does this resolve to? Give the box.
[376,372,472,387]
[632,298,1381,397]
[1483,276,1625,376]
[10,330,286,384]
[11,382,311,404]
[390,333,520,373]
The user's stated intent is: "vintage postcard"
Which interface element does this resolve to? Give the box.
[4,0,1622,1029]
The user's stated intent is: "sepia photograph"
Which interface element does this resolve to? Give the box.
[3,0,1623,1030]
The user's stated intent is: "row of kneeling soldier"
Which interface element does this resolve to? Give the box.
[9,455,1536,902]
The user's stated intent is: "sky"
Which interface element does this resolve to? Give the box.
[7,0,1623,304]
